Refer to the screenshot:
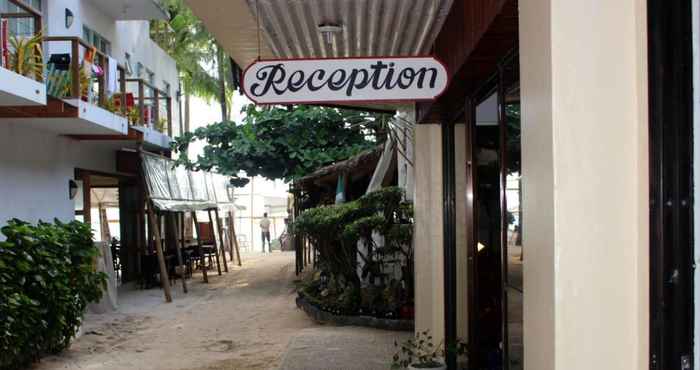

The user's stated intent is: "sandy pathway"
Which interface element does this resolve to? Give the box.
[32,252,316,370]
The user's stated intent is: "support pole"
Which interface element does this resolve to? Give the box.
[228,210,242,266]
[168,212,187,293]
[207,209,222,275]
[442,120,457,370]
[214,208,228,272]
[146,205,172,302]
[192,211,208,283]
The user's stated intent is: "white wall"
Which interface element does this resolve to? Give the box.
[0,122,118,230]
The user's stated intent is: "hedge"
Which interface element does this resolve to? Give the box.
[0,219,107,370]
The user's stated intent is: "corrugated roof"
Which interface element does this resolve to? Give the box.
[186,0,454,67]
[248,0,453,59]
[295,145,384,185]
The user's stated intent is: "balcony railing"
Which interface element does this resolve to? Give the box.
[0,0,43,81]
[43,36,114,109]
[123,78,172,136]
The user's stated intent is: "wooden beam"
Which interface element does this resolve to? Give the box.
[214,208,228,272]
[82,172,92,225]
[167,212,187,294]
[146,204,172,302]
[67,129,143,141]
[207,209,222,276]
[0,98,78,118]
[192,211,208,283]
[228,210,242,266]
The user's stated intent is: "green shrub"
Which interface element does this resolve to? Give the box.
[293,187,414,316]
[0,219,107,370]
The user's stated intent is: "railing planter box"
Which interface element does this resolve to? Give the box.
[130,124,172,150]
[0,65,46,105]
[0,0,46,106]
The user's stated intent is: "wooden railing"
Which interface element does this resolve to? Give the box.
[124,78,173,137]
[43,36,111,108]
[0,0,42,76]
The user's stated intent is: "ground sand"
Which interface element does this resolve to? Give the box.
[32,252,316,370]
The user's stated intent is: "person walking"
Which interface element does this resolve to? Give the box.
[260,213,271,253]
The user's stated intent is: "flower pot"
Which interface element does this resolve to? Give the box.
[407,359,446,370]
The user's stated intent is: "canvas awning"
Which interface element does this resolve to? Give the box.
[141,151,235,212]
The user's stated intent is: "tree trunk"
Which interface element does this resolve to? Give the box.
[216,44,228,121]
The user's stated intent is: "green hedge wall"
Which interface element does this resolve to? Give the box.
[0,219,107,370]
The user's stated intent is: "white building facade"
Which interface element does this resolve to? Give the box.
[0,0,181,228]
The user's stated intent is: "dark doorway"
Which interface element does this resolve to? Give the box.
[466,51,521,370]
[648,0,695,369]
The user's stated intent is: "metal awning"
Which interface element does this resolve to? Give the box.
[185,0,454,68]
[141,152,235,212]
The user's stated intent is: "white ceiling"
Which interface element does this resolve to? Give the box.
[85,0,168,21]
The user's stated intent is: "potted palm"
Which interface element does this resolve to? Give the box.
[8,30,43,81]
[392,331,467,370]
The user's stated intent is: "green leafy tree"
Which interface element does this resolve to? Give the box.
[172,105,390,183]
[152,0,235,128]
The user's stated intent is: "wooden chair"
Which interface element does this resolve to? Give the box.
[196,222,217,270]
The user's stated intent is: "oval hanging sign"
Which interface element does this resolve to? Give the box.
[242,56,448,105]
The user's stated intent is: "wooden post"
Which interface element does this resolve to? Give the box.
[192,211,208,283]
[70,39,80,99]
[228,210,242,266]
[138,80,145,126]
[207,209,222,275]
[119,68,127,115]
[214,208,228,272]
[167,96,173,137]
[167,212,187,293]
[153,89,160,129]
[98,54,106,107]
[146,205,172,302]
[81,172,92,226]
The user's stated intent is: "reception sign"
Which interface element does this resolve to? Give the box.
[242,57,448,104]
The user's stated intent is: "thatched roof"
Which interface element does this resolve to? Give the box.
[295,146,383,187]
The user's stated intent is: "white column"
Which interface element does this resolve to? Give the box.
[520,0,649,369]
[413,122,468,343]
[414,123,445,340]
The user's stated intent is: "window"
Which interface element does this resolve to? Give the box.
[0,0,41,37]
[82,25,111,55]
[124,53,133,76]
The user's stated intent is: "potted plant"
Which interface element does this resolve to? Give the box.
[8,30,44,81]
[392,331,468,370]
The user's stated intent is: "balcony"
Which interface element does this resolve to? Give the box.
[0,33,175,149]
[0,36,128,136]
[0,0,46,106]
[122,78,173,149]
[84,0,168,21]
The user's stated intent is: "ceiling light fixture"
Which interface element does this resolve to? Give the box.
[318,24,342,44]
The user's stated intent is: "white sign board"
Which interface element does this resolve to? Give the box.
[242,57,448,105]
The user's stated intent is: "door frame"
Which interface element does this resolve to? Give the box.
[648,0,695,368]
